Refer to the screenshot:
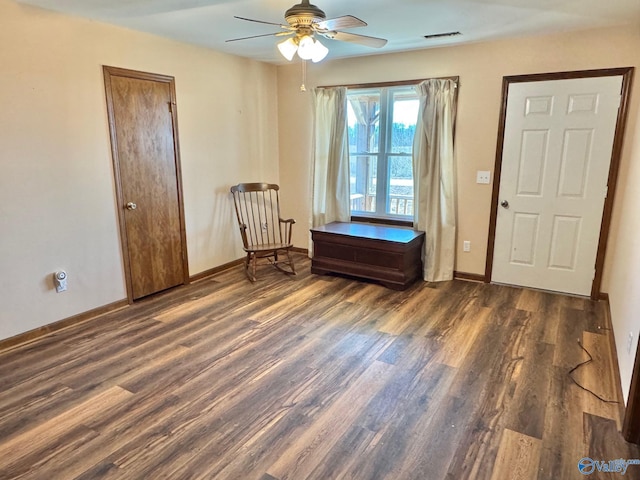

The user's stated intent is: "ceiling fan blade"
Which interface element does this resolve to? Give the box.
[233,16,288,28]
[225,32,284,43]
[316,15,367,31]
[328,31,387,48]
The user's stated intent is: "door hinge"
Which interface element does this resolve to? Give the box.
[618,94,623,109]
[593,268,597,280]
[168,102,176,113]
[605,185,609,198]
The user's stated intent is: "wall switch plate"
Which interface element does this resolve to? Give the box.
[463,240,471,252]
[628,332,635,355]
[476,171,491,184]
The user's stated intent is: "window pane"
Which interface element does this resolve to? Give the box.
[390,92,418,154]
[347,85,418,219]
[387,156,414,216]
[348,91,380,154]
[349,155,377,213]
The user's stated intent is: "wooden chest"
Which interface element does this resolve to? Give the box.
[310,222,425,290]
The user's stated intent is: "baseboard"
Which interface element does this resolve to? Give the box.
[0,299,129,353]
[190,249,308,283]
[4,249,310,352]
[454,271,486,283]
[189,258,245,282]
[602,296,628,425]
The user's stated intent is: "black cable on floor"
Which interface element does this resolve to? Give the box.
[568,339,620,404]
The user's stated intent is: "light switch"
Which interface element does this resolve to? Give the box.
[476,171,491,184]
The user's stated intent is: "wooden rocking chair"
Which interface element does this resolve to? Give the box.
[230,183,296,282]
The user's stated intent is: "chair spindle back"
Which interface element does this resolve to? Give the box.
[230,183,284,249]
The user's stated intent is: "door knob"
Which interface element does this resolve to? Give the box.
[126,202,137,211]
[500,200,509,209]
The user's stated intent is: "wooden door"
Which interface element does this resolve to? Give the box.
[490,73,627,297]
[104,66,188,300]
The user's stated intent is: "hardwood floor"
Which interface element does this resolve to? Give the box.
[0,254,638,479]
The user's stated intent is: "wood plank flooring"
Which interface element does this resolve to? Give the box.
[1,254,638,479]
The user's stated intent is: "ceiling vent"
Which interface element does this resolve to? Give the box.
[423,31,462,40]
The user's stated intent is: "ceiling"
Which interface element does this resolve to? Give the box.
[17,0,640,64]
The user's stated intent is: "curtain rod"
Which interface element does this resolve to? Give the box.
[317,76,459,90]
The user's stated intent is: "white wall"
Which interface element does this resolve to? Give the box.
[606,107,640,403]
[277,25,640,401]
[0,0,279,340]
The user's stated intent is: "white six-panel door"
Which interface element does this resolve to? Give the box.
[492,76,622,296]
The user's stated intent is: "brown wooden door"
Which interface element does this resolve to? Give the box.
[104,67,188,300]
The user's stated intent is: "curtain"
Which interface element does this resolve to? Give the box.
[309,87,350,253]
[412,79,458,282]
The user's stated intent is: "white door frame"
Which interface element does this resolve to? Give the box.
[485,68,634,300]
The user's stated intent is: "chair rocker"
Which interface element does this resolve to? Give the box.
[230,183,296,282]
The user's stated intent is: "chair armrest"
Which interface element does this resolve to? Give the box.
[279,218,295,244]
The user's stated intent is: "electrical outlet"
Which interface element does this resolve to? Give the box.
[628,332,635,355]
[463,240,471,252]
[476,171,491,184]
[54,270,67,293]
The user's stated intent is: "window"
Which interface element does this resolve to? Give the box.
[347,85,419,221]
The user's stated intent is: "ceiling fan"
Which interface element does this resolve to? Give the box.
[226,0,388,63]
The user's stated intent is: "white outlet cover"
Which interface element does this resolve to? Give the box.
[476,171,491,184]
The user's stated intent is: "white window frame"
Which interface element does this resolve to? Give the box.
[348,85,418,222]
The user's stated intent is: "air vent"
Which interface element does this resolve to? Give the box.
[423,31,462,40]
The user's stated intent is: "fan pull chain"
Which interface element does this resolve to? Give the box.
[300,60,307,92]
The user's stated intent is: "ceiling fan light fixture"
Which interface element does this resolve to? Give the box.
[310,38,328,63]
[277,37,298,61]
[296,35,316,60]
[230,1,388,63]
